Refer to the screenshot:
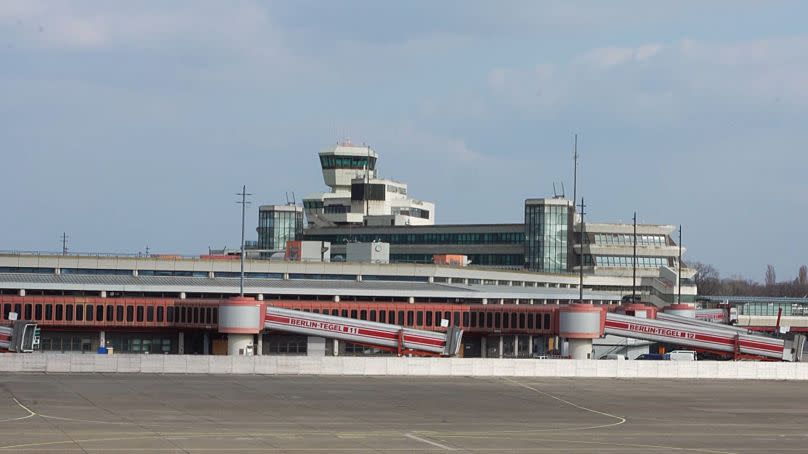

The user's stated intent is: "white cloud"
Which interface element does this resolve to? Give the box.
[577,43,663,68]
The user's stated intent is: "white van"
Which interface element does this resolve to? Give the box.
[666,350,697,361]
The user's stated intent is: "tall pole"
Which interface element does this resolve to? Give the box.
[365,145,370,223]
[572,134,578,210]
[578,197,586,304]
[632,212,637,302]
[61,232,68,255]
[236,185,252,297]
[678,224,683,305]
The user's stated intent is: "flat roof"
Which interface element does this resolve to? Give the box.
[0,273,619,301]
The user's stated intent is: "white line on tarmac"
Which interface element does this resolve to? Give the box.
[405,433,457,451]
[0,397,36,423]
[503,378,626,429]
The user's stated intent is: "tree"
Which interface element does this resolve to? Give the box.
[691,261,721,295]
[765,265,776,287]
[799,265,807,286]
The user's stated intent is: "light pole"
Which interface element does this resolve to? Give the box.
[236,185,252,297]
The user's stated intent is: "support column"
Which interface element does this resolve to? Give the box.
[498,336,504,358]
[527,335,533,357]
[100,290,107,298]
[333,339,340,356]
[203,332,210,355]
[99,330,106,348]
[307,336,326,356]
[178,332,185,354]
[514,335,519,358]
[255,333,263,355]
[18,289,25,297]
[227,334,253,356]
[568,339,593,360]
[480,337,487,358]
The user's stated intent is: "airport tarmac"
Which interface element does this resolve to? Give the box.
[1,373,806,453]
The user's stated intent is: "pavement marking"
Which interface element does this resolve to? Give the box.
[405,433,457,451]
[0,397,36,423]
[503,378,626,429]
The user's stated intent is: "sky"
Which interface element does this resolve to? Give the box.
[1,1,806,282]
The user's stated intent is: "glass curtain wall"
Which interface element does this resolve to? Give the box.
[525,202,570,272]
[257,208,303,252]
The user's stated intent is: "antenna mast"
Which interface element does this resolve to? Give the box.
[572,134,578,208]
[632,212,637,302]
[61,232,68,255]
[678,225,683,305]
[236,185,252,297]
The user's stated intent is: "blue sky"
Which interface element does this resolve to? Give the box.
[1,1,806,281]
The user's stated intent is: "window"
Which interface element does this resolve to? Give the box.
[416,311,423,326]
[543,313,551,330]
[388,311,395,324]
[35,304,42,320]
[56,305,64,320]
[136,306,144,322]
[206,307,212,324]
[75,305,83,321]
[147,306,154,322]
[65,305,73,321]
[470,311,477,328]
[503,313,510,329]
[426,311,433,326]
[2,304,10,320]
[341,310,348,318]
[453,312,460,327]
[157,306,164,322]
[519,313,525,329]
[360,310,367,320]
[86,304,93,321]
[444,311,451,325]
[407,311,414,326]
[350,310,357,319]
[527,313,534,329]
[486,312,493,328]
[116,305,124,322]
[511,313,518,329]
[398,311,405,326]
[107,305,114,322]
[379,310,386,323]
[126,306,134,322]
[193,307,199,324]
[212,307,218,323]
[24,304,32,320]
[45,304,53,321]
[181,307,187,323]
[166,306,174,322]
[494,313,501,329]
[462,312,469,327]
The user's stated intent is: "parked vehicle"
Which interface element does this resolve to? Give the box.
[667,350,697,361]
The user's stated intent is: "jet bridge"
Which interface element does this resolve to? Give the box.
[265,306,463,356]
[604,312,805,361]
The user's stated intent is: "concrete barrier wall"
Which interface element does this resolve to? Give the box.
[2,354,808,380]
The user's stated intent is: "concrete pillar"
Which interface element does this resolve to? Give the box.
[203,332,210,355]
[307,336,326,356]
[482,298,488,305]
[333,339,339,356]
[179,292,186,299]
[18,289,25,297]
[514,335,519,358]
[257,294,264,301]
[208,271,215,278]
[54,268,61,275]
[568,338,593,360]
[227,334,253,355]
[178,332,185,354]
[408,296,415,304]
[99,330,106,348]
[283,273,289,280]
[515,299,520,305]
[481,337,487,358]
[255,333,262,355]
[356,275,362,282]
[499,299,504,305]
[527,335,533,357]
[100,290,107,298]
[132,269,138,277]
[428,276,434,283]
[498,336,504,359]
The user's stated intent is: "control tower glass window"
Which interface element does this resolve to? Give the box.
[319,155,377,170]
[525,202,570,272]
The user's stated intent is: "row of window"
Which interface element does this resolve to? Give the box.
[593,233,667,247]
[319,154,376,170]
[305,231,525,245]
[589,256,669,268]
[297,307,552,331]
[1,302,217,325]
